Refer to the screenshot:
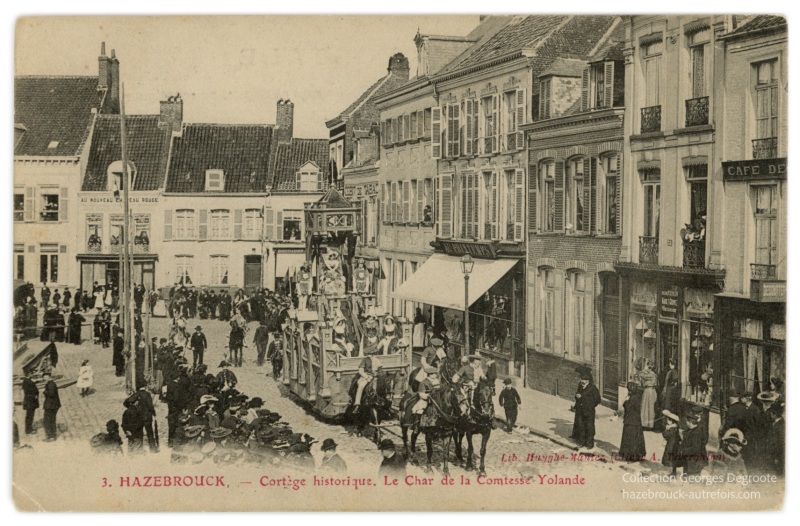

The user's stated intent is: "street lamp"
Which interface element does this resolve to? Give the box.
[460,254,474,357]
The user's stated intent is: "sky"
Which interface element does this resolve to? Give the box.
[15,16,479,139]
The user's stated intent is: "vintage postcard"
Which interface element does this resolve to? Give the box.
[12,14,786,511]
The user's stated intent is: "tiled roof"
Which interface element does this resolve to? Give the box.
[14,76,104,156]
[325,69,409,128]
[165,124,274,193]
[82,115,172,191]
[271,138,330,192]
[588,22,625,63]
[446,15,568,70]
[540,58,586,78]
[726,15,786,38]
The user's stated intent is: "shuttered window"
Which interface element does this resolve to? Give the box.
[603,154,620,234]
[174,209,196,240]
[438,174,453,238]
[541,162,555,232]
[431,107,442,159]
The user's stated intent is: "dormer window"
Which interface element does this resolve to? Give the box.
[296,161,322,191]
[106,160,136,194]
[47,141,59,149]
[205,169,224,191]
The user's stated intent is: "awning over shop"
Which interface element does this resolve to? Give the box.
[392,254,516,311]
[275,251,307,278]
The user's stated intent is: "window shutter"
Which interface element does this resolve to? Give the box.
[528,164,538,233]
[589,158,598,233]
[582,158,592,234]
[492,94,500,153]
[275,211,283,240]
[604,62,615,108]
[460,174,468,238]
[514,168,525,241]
[24,186,35,222]
[233,209,243,239]
[581,67,590,111]
[553,270,564,354]
[417,110,424,138]
[526,270,536,347]
[464,100,473,156]
[402,181,410,222]
[164,209,173,240]
[539,81,547,120]
[263,207,274,240]
[542,81,551,119]
[453,103,461,157]
[403,114,411,141]
[391,182,398,222]
[554,162,565,232]
[516,89,526,149]
[59,187,68,222]
[431,107,442,159]
[615,156,622,235]
[478,99,485,155]
[491,172,498,239]
[583,278,594,362]
[416,180,424,221]
[440,174,453,238]
[198,209,208,240]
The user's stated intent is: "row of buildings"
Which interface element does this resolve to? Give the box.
[14,16,786,443]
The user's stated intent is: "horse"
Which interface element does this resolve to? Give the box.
[349,372,393,444]
[452,378,494,476]
[399,383,461,475]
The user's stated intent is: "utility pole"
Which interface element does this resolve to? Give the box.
[120,82,136,394]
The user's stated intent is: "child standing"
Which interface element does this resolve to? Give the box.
[498,378,521,432]
[661,409,683,476]
[77,359,94,397]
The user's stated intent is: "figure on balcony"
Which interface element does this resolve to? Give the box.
[681,215,706,243]
[88,233,102,251]
[134,230,150,247]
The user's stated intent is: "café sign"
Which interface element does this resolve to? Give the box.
[722,158,787,181]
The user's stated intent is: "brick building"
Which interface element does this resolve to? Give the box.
[14,43,120,295]
[325,53,410,188]
[523,21,625,403]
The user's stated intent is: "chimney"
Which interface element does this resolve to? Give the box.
[98,42,111,90]
[159,93,183,133]
[276,99,294,143]
[387,53,410,81]
[108,49,121,113]
[414,32,428,77]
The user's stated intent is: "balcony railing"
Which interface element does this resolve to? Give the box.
[683,239,706,269]
[640,105,662,133]
[752,138,778,159]
[751,263,777,279]
[639,236,659,265]
[685,96,709,127]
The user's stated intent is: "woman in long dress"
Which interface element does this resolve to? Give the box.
[619,382,647,462]
[93,285,105,310]
[661,358,681,413]
[639,359,658,429]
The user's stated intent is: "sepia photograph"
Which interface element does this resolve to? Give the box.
[10,11,788,512]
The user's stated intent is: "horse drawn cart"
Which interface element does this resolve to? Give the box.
[279,189,412,420]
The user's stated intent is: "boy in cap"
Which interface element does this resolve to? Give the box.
[678,413,708,475]
[498,378,522,432]
[319,438,347,474]
[661,410,683,476]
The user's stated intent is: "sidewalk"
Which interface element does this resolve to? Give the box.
[496,379,669,474]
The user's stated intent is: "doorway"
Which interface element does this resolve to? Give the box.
[601,273,620,402]
[244,255,262,294]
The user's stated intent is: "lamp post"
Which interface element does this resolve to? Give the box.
[460,254,474,358]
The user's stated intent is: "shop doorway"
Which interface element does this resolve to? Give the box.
[244,255,262,294]
[657,322,679,378]
[601,273,620,401]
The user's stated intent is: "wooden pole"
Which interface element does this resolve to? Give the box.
[120,82,135,394]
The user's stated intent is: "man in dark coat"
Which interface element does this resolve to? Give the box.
[166,366,192,446]
[42,372,61,441]
[190,326,208,368]
[62,287,71,309]
[40,282,50,308]
[73,288,84,311]
[378,439,407,478]
[137,386,158,453]
[133,283,145,313]
[44,340,59,371]
[319,438,347,473]
[679,413,708,475]
[52,289,61,308]
[113,329,126,377]
[121,394,146,454]
[253,321,270,366]
[68,307,86,344]
[571,372,601,449]
[740,392,767,472]
[21,373,40,434]
[229,322,245,367]
[721,392,747,437]
[267,334,284,379]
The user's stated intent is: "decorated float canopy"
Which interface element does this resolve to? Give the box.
[304,188,361,237]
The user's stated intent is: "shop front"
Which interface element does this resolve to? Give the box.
[616,264,725,442]
[391,243,525,376]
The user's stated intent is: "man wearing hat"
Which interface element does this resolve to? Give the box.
[765,402,785,476]
[661,410,683,476]
[571,371,601,450]
[112,328,125,377]
[410,365,441,417]
[216,361,238,390]
[137,385,158,453]
[709,428,748,477]
[740,391,767,472]
[41,371,60,442]
[319,438,347,474]
[267,332,284,379]
[21,371,39,435]
[498,378,522,433]
[452,353,485,411]
[253,320,270,367]
[378,439,407,477]
[678,412,708,475]
[122,393,146,454]
[376,316,399,355]
[412,337,447,390]
[721,391,747,440]
[190,325,207,368]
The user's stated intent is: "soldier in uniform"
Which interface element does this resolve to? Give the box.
[319,438,347,474]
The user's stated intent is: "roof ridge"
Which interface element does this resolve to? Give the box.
[15,74,97,80]
[183,122,275,127]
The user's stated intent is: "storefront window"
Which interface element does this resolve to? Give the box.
[729,318,785,396]
[685,321,714,405]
